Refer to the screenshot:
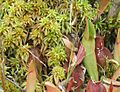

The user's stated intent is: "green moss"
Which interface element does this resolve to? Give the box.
[5,80,20,92]
[52,66,65,84]
[47,44,66,66]
[0,0,119,91]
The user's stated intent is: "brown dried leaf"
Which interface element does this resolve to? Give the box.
[77,44,85,65]
[62,38,77,51]
[26,61,37,92]
[98,0,109,15]
[62,37,73,49]
[45,82,61,92]
[94,0,110,21]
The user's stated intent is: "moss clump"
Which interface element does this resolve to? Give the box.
[52,66,65,84]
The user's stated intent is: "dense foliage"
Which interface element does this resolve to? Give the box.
[0,0,119,92]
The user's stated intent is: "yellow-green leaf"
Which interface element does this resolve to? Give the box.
[82,18,98,81]
[114,28,120,64]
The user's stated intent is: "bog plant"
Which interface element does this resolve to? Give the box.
[0,0,119,92]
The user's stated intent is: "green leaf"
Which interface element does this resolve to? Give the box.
[84,18,96,40]
[114,28,120,64]
[82,18,98,81]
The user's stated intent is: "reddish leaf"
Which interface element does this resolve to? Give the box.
[26,61,37,92]
[109,82,113,92]
[95,36,104,49]
[64,41,85,92]
[64,45,85,91]
[95,49,105,66]
[66,65,85,92]
[66,78,73,92]
[71,65,84,88]
[95,47,112,66]
[103,47,112,59]
[95,36,112,67]
[86,80,106,92]
[77,44,85,65]
[45,82,61,92]
[95,36,105,66]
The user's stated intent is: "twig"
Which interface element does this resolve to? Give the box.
[25,48,46,67]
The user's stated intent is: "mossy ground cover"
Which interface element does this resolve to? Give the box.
[0,0,119,92]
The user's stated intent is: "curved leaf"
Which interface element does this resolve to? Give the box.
[82,18,98,81]
[45,82,61,92]
[114,28,120,64]
[62,37,77,51]
[77,44,85,65]
[95,36,112,67]
[86,80,106,92]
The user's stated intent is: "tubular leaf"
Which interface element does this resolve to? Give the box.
[82,18,98,81]
[114,28,120,64]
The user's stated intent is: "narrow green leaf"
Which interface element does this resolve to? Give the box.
[114,28,120,64]
[84,18,96,40]
[82,18,98,81]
